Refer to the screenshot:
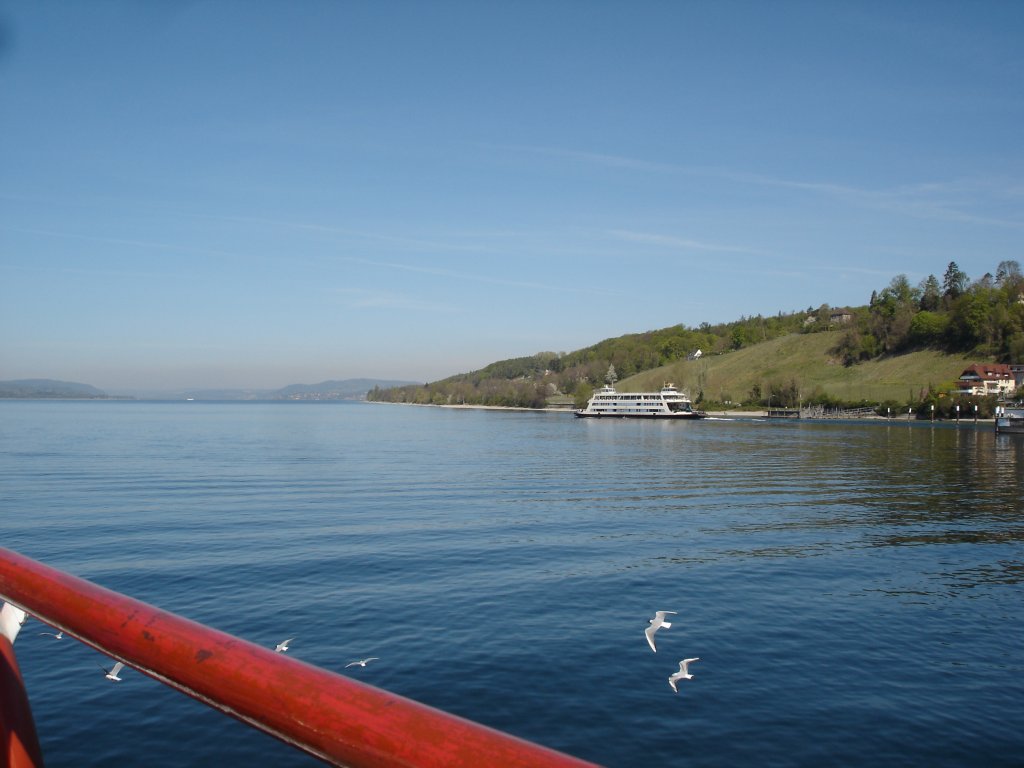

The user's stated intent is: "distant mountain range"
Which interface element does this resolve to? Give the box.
[0,379,110,399]
[0,378,418,401]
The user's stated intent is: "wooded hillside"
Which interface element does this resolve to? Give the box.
[368,260,1024,410]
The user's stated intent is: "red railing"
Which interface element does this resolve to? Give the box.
[0,620,45,768]
[0,547,599,768]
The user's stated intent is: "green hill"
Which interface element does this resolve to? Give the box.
[619,331,976,406]
[369,328,987,411]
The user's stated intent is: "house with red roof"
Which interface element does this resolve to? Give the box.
[957,363,1016,397]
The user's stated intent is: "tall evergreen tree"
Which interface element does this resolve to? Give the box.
[919,275,941,311]
[942,261,968,298]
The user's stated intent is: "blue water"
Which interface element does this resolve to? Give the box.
[2,401,1022,767]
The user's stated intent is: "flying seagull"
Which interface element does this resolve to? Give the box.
[39,630,64,640]
[99,661,125,682]
[275,637,295,653]
[345,657,379,668]
[645,611,677,652]
[668,658,700,693]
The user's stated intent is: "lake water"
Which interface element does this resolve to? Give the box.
[1,401,1022,767]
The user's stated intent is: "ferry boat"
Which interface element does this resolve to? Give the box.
[995,404,1024,434]
[575,383,706,419]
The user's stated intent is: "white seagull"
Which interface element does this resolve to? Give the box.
[645,611,677,652]
[344,657,379,668]
[39,630,64,640]
[668,658,700,693]
[99,661,125,682]
[275,637,295,653]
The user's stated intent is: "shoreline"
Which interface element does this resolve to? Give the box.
[378,403,783,419]
[371,400,558,413]
[371,401,997,423]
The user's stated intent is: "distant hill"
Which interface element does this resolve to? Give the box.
[1,377,418,401]
[180,378,420,401]
[0,379,108,399]
[272,378,419,400]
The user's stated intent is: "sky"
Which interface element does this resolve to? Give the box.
[1,1,1022,393]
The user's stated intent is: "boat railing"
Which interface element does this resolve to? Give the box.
[0,546,598,768]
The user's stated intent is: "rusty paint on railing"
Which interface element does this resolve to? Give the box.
[0,547,599,768]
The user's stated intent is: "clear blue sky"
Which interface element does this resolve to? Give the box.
[2,2,1022,393]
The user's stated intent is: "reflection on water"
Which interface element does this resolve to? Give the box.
[575,417,1024,596]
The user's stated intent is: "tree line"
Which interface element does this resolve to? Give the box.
[833,260,1024,365]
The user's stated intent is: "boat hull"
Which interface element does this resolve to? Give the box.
[574,410,706,419]
[995,410,1024,434]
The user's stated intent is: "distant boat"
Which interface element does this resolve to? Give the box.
[575,383,706,419]
[995,404,1024,434]
[186,398,195,401]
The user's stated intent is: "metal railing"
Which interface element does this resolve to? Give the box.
[0,547,599,768]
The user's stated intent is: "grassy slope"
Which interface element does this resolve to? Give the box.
[618,331,978,405]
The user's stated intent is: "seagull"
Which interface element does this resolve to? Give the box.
[645,611,677,652]
[275,637,295,653]
[99,661,125,682]
[344,657,379,668]
[39,630,64,639]
[668,658,700,693]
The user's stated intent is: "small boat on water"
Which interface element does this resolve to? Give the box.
[575,383,706,419]
[995,404,1024,434]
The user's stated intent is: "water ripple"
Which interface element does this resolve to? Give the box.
[2,402,1022,767]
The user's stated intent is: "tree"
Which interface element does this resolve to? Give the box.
[919,275,941,311]
[950,290,990,349]
[884,274,918,306]
[909,311,948,347]
[1008,332,1024,364]
[832,323,882,365]
[943,261,969,299]
[767,379,800,407]
[605,364,618,385]
[573,382,594,409]
[865,275,918,353]
[996,260,1022,286]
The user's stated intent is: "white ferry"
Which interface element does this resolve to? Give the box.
[575,383,706,419]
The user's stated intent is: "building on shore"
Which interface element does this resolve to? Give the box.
[956,363,1017,398]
